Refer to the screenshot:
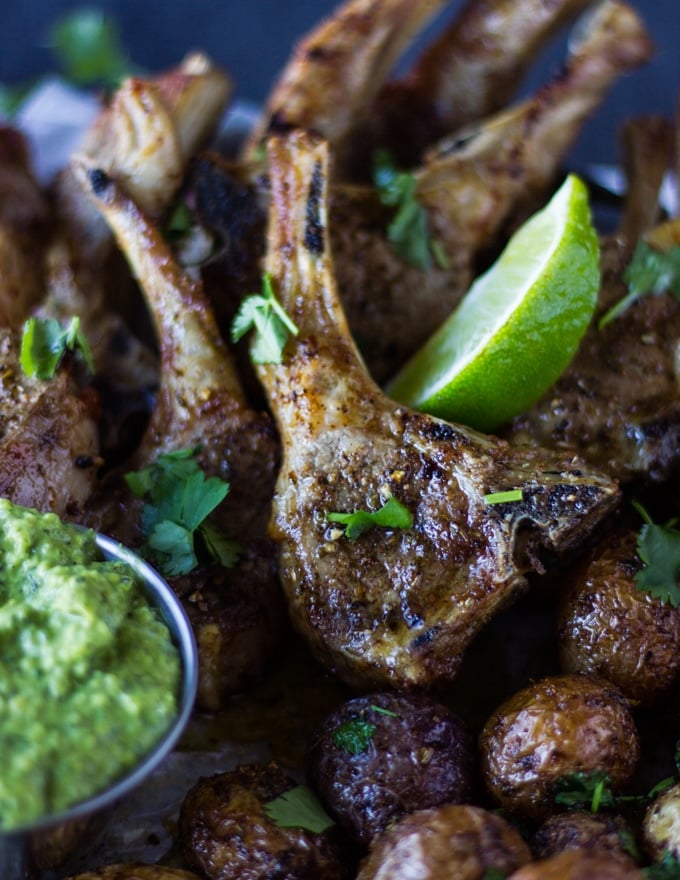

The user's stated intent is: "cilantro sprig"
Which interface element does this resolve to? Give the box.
[555,770,676,814]
[125,447,239,577]
[20,316,94,379]
[598,241,680,329]
[331,719,377,756]
[326,494,413,541]
[262,785,335,834]
[373,150,448,271]
[632,501,680,607]
[231,274,299,365]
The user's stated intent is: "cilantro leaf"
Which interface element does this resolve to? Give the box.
[48,9,136,89]
[125,447,238,577]
[331,719,377,755]
[231,274,299,365]
[632,502,680,607]
[20,316,94,379]
[481,870,507,880]
[599,241,680,329]
[373,150,446,270]
[326,495,413,541]
[262,785,335,834]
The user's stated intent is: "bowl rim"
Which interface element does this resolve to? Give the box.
[1,531,198,838]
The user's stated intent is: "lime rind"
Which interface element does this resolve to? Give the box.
[386,175,600,433]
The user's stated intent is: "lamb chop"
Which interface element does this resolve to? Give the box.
[344,0,595,174]
[242,0,448,169]
[330,0,652,381]
[253,130,620,691]
[73,159,284,710]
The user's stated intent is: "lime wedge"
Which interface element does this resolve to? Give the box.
[385,174,600,433]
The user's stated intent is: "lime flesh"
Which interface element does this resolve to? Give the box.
[385,174,600,433]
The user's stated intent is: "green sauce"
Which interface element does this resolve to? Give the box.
[0,499,181,830]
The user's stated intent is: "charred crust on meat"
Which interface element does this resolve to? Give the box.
[304,161,325,255]
[87,167,112,198]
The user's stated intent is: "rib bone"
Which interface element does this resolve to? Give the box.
[256,130,620,690]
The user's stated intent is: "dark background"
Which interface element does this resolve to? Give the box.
[0,0,678,165]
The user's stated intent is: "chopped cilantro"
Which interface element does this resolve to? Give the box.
[231,273,299,365]
[20,316,94,379]
[373,150,445,270]
[326,495,413,541]
[48,8,136,89]
[262,785,335,834]
[125,446,239,577]
[632,501,680,607]
[484,489,523,505]
[598,241,680,329]
[370,704,398,717]
[554,770,616,813]
[331,719,377,755]
[643,853,680,879]
[481,870,507,880]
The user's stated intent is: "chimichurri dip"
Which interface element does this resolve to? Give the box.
[0,499,181,831]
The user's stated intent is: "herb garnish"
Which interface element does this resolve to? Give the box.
[370,704,398,717]
[326,495,413,541]
[125,447,239,577]
[632,501,680,607]
[20,316,94,379]
[555,770,675,814]
[373,150,447,270]
[331,719,377,755]
[231,274,299,365]
[262,785,335,833]
[598,241,680,329]
[49,8,136,89]
[484,489,524,505]
[481,870,507,880]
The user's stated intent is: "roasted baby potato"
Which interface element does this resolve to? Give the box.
[643,781,680,863]
[533,810,637,863]
[178,762,345,880]
[307,691,472,847]
[356,804,530,880]
[558,529,680,707]
[479,674,639,819]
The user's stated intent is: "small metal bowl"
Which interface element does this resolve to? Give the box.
[0,533,198,879]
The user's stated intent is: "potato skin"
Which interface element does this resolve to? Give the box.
[532,810,636,863]
[178,762,345,880]
[479,674,639,820]
[356,804,531,880]
[643,781,680,862]
[507,850,643,879]
[307,691,472,847]
[558,529,680,707]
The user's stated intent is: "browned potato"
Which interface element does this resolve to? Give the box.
[507,849,643,879]
[178,762,345,880]
[307,691,472,846]
[479,674,639,820]
[533,810,637,863]
[558,529,680,707]
[643,781,680,862]
[356,804,531,880]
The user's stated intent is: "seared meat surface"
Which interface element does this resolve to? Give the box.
[506,236,680,485]
[254,131,620,691]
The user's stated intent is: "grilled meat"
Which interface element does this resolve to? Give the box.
[75,161,283,709]
[254,130,620,691]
